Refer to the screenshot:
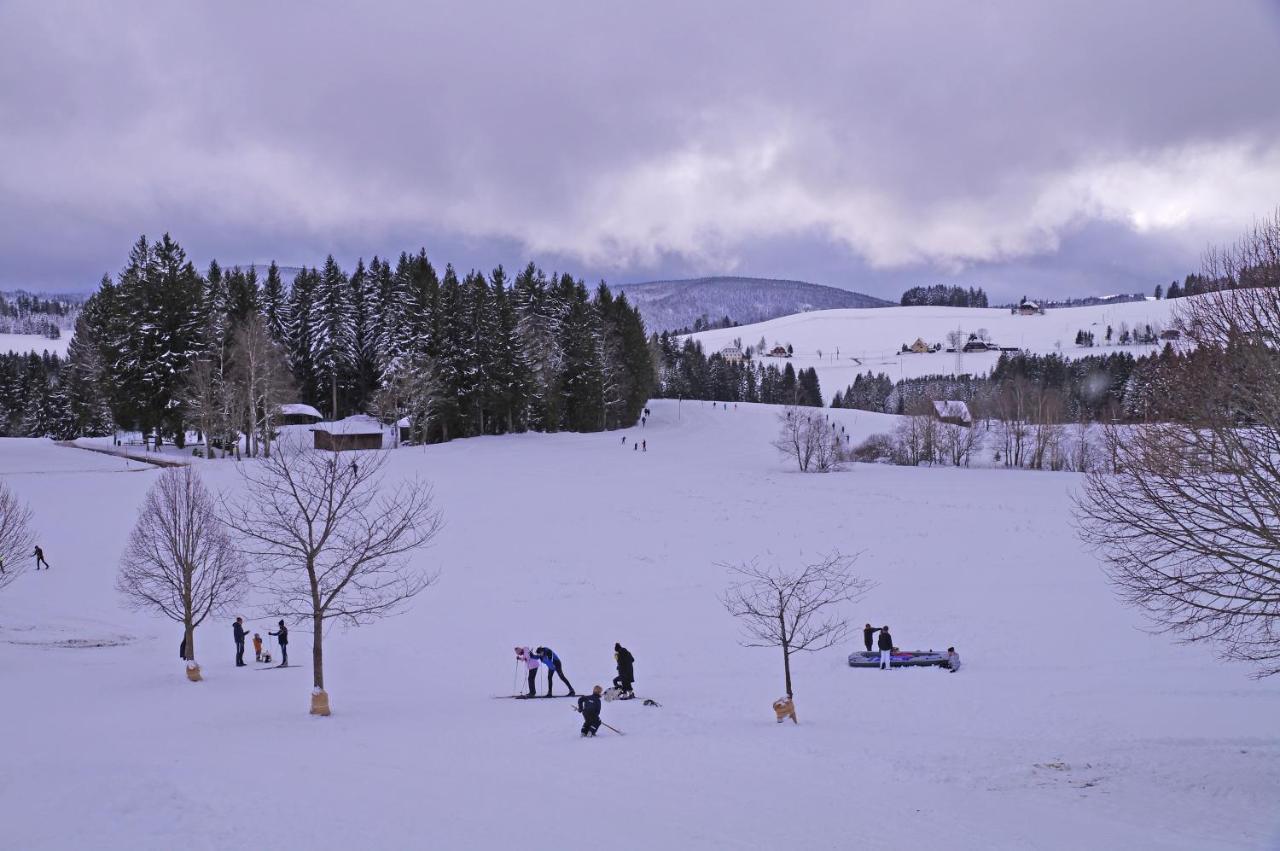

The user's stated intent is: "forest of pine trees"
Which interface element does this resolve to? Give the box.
[650,334,823,406]
[899,285,989,308]
[2,234,655,447]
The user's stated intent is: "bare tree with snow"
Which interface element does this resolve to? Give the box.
[117,467,245,679]
[720,551,873,701]
[772,407,842,472]
[0,481,35,594]
[223,446,443,714]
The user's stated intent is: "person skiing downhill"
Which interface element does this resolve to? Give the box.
[33,545,49,570]
[577,686,604,736]
[612,643,635,697]
[515,646,540,697]
[534,646,574,696]
[863,623,879,653]
[877,626,894,670]
[269,620,289,667]
[232,617,249,667]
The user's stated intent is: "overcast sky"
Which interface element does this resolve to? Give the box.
[3,2,1279,301]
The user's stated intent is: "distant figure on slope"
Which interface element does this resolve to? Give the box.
[33,545,49,570]
[863,623,880,653]
[534,646,574,696]
[232,617,249,667]
[642,440,647,452]
[515,646,540,697]
[633,443,638,452]
[877,626,894,670]
[269,620,289,667]
[577,686,604,736]
[613,643,635,697]
[253,633,264,662]
[945,647,961,673]
[621,435,626,445]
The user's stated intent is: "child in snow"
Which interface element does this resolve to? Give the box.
[577,686,604,736]
[945,647,961,673]
[253,633,264,662]
[515,646,540,697]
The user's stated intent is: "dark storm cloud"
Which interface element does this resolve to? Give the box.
[2,1,1279,300]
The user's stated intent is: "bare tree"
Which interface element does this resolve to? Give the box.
[223,446,443,714]
[1076,209,1280,677]
[772,407,842,472]
[186,357,233,460]
[0,481,35,594]
[117,467,245,679]
[228,314,295,458]
[720,552,873,701]
[937,420,979,467]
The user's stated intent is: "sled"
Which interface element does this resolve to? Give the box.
[847,650,949,668]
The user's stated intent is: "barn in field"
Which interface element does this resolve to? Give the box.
[312,418,384,452]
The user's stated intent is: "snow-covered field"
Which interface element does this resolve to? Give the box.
[1,401,1277,850]
[0,332,70,357]
[690,300,1180,402]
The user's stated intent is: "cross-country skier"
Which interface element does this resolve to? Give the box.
[33,545,49,570]
[534,646,574,696]
[945,647,961,673]
[863,623,879,652]
[233,617,249,667]
[612,643,635,697]
[577,686,603,736]
[877,626,894,670]
[269,620,289,667]
[515,646,540,697]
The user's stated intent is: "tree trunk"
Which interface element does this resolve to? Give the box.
[183,619,195,662]
[312,610,324,690]
[782,642,793,697]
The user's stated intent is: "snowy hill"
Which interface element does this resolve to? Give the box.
[691,298,1181,402]
[0,332,70,357]
[616,276,891,332]
[1,400,1277,849]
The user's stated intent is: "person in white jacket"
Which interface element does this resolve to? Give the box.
[515,646,540,697]
[945,647,961,673]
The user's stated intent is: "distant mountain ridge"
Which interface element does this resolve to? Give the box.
[616,276,891,332]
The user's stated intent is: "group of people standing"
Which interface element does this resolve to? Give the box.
[863,623,961,672]
[514,643,637,736]
[229,616,288,667]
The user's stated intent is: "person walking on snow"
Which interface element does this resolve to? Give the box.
[33,545,49,570]
[577,686,604,736]
[269,620,289,667]
[642,440,647,452]
[863,623,880,653]
[253,633,264,662]
[877,625,894,670]
[233,617,249,667]
[613,643,635,696]
[515,646,540,697]
[534,646,574,696]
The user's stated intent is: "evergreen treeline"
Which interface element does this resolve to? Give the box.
[652,334,823,406]
[56,234,653,446]
[900,285,988,308]
[0,291,80,338]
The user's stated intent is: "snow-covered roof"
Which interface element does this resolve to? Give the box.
[312,417,385,436]
[395,416,411,427]
[932,400,972,423]
[280,403,323,418]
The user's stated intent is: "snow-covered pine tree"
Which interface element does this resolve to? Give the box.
[557,276,605,432]
[260,261,290,347]
[312,256,355,418]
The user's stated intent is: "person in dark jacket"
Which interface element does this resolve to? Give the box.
[612,643,636,696]
[232,617,248,667]
[877,626,894,670]
[534,646,574,696]
[269,620,289,667]
[863,623,880,652]
[33,545,49,570]
[577,686,603,736]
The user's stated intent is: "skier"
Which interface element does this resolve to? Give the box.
[633,443,638,452]
[253,633,264,662]
[877,625,894,670]
[269,620,289,667]
[515,646,540,697]
[863,623,879,652]
[577,685,604,736]
[642,440,647,452]
[612,642,635,697]
[534,646,574,696]
[33,545,49,570]
[621,435,626,445]
[945,647,961,673]
[232,617,249,667]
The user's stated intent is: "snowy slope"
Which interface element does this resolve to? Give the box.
[690,299,1181,401]
[0,332,70,357]
[1,406,1277,850]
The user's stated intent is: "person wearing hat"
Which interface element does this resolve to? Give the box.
[863,623,880,653]
[877,625,894,670]
[612,643,636,698]
[269,620,289,667]
[515,646,540,697]
[577,686,604,737]
[232,617,249,667]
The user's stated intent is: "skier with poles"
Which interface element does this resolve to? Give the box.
[269,620,289,667]
[612,643,635,698]
[514,646,540,698]
[534,646,574,697]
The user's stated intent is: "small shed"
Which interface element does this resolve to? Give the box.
[932,400,973,427]
[312,419,384,452]
[909,337,930,354]
[396,416,412,443]
[720,345,745,364]
[1159,328,1181,341]
[768,345,790,358]
[1017,301,1041,316]
[279,403,323,425]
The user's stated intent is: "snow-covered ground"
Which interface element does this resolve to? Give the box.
[0,331,70,357]
[1,401,1277,850]
[690,300,1180,402]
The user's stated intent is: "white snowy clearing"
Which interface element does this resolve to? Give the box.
[690,300,1180,402]
[1,401,1277,850]
[0,332,70,358]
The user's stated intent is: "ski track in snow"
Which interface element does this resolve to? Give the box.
[1,400,1278,850]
